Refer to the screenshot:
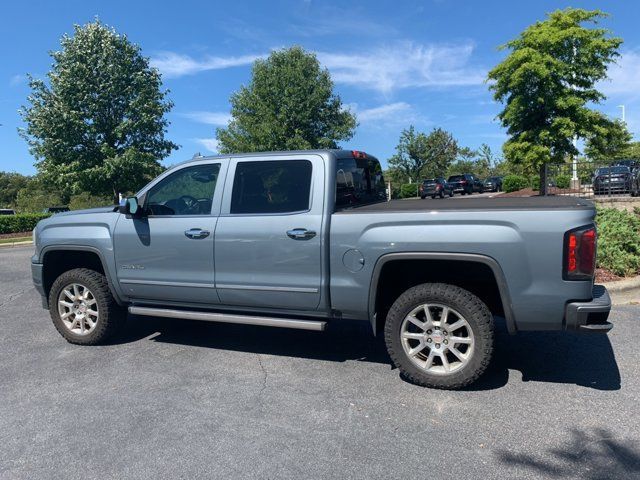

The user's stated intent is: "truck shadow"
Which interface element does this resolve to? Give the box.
[118,314,620,391]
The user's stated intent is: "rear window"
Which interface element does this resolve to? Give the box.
[448,175,464,182]
[335,156,386,209]
[231,160,312,214]
[597,166,629,175]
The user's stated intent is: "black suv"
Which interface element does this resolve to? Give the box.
[447,174,483,195]
[483,176,503,192]
[593,166,633,195]
[420,178,454,199]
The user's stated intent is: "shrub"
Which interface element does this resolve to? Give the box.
[0,213,51,234]
[596,207,640,276]
[69,192,114,210]
[502,175,528,193]
[400,183,419,198]
[555,174,571,189]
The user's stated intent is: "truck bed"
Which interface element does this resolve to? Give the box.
[337,196,594,213]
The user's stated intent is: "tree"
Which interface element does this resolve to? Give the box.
[388,126,458,182]
[216,46,356,153]
[0,172,30,207]
[20,20,177,202]
[584,120,632,162]
[487,8,622,190]
[447,147,491,178]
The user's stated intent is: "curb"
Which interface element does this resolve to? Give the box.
[0,240,33,248]
[601,276,640,293]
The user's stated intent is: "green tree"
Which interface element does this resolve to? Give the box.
[388,126,458,182]
[216,46,356,153]
[447,147,491,178]
[487,8,622,190]
[20,20,177,202]
[0,172,31,207]
[15,177,63,213]
[584,120,632,162]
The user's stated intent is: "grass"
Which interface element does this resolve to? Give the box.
[0,236,32,245]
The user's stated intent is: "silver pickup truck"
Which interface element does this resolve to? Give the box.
[31,149,612,389]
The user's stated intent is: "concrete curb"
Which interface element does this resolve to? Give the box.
[601,276,640,293]
[0,240,33,248]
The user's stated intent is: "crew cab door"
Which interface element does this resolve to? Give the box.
[214,155,324,310]
[113,160,225,304]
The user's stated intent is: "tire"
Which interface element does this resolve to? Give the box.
[384,283,494,390]
[420,195,426,199]
[449,191,453,197]
[48,268,125,345]
[439,191,444,199]
[431,195,436,199]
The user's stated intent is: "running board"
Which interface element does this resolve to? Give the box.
[128,306,327,331]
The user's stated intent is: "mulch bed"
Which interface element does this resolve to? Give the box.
[595,268,623,283]
[499,187,586,197]
[0,231,31,240]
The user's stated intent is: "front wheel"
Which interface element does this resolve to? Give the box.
[49,268,125,345]
[384,283,494,389]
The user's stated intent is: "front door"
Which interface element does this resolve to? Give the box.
[214,156,324,310]
[114,161,224,304]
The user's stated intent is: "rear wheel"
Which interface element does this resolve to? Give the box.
[420,195,426,199]
[49,268,125,345]
[449,190,453,197]
[439,190,444,199]
[384,283,494,389]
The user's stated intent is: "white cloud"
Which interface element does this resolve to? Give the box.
[350,102,426,129]
[318,41,486,93]
[9,74,26,87]
[150,51,262,78]
[180,111,231,126]
[194,138,220,153]
[602,50,640,97]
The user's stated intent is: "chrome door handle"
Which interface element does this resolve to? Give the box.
[184,228,210,239]
[286,228,316,240]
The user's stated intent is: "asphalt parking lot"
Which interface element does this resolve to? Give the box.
[1,246,639,479]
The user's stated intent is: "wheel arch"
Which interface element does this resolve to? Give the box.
[368,252,516,335]
[41,246,124,307]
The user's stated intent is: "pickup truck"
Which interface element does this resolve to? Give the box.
[31,149,612,389]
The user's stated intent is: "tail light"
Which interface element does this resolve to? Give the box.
[351,150,367,159]
[460,180,467,185]
[436,184,442,190]
[563,226,596,280]
[419,185,424,192]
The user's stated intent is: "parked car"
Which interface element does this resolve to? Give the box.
[614,159,639,170]
[447,174,483,195]
[592,166,633,194]
[32,149,611,390]
[43,206,70,214]
[483,176,503,192]
[0,209,16,215]
[420,178,453,199]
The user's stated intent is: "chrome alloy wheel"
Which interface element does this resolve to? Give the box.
[57,283,99,336]
[400,303,474,375]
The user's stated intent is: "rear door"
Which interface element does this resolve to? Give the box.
[214,155,325,310]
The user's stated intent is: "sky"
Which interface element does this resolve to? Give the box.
[2,0,640,175]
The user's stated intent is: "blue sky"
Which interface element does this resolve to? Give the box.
[2,0,640,174]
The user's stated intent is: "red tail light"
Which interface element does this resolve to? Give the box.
[564,226,596,280]
[351,150,367,159]
[436,184,442,190]
[460,180,467,185]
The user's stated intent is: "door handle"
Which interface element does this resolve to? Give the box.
[184,228,210,239]
[286,228,316,240]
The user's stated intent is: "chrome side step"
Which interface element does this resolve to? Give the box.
[128,306,327,331]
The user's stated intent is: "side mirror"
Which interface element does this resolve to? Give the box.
[119,197,143,217]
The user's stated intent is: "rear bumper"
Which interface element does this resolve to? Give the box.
[565,285,612,333]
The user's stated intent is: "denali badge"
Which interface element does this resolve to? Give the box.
[121,264,145,270]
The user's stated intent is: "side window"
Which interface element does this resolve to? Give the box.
[230,160,312,214]
[336,157,386,209]
[145,164,221,216]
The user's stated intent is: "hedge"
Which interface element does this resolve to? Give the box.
[502,175,529,193]
[596,207,640,276]
[555,174,571,189]
[400,183,419,198]
[0,213,51,234]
